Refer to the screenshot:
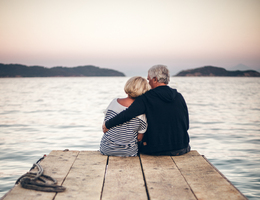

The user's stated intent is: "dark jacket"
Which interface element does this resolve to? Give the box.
[105,85,190,154]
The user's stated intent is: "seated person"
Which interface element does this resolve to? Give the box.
[100,76,150,157]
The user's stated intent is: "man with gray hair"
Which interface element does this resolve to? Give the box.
[103,65,190,156]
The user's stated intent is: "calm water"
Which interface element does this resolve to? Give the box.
[0,77,259,199]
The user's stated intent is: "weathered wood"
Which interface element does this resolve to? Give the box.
[140,154,196,200]
[2,150,247,200]
[102,156,147,200]
[172,151,247,200]
[55,151,107,200]
[2,150,79,200]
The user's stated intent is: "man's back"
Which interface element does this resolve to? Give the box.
[136,85,189,154]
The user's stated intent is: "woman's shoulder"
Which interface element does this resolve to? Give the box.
[106,98,127,114]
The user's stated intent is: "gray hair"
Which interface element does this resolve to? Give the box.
[148,65,170,84]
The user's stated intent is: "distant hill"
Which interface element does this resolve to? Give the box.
[228,63,250,71]
[0,63,125,77]
[175,66,260,77]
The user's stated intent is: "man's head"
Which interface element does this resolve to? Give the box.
[147,65,170,89]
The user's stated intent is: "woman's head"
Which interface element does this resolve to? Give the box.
[148,65,170,84]
[124,76,150,98]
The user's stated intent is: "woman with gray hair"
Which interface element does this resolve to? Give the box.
[103,65,190,156]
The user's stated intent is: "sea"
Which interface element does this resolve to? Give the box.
[0,77,259,199]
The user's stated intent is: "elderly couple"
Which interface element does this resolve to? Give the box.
[100,65,190,157]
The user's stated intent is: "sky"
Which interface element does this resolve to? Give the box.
[0,0,260,76]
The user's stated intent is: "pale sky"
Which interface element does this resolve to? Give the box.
[0,0,259,76]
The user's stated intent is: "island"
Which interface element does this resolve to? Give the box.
[175,66,260,77]
[0,63,125,77]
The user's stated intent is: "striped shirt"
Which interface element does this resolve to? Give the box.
[100,98,147,157]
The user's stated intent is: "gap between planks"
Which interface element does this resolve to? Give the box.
[2,150,248,200]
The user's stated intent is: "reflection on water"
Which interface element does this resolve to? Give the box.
[0,77,259,199]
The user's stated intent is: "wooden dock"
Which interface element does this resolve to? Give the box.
[2,150,247,200]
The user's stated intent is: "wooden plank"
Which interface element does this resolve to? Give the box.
[2,150,79,200]
[2,150,248,200]
[102,156,147,200]
[172,151,247,200]
[55,151,107,200]
[140,154,196,200]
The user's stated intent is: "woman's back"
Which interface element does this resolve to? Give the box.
[99,76,150,157]
[100,98,147,157]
